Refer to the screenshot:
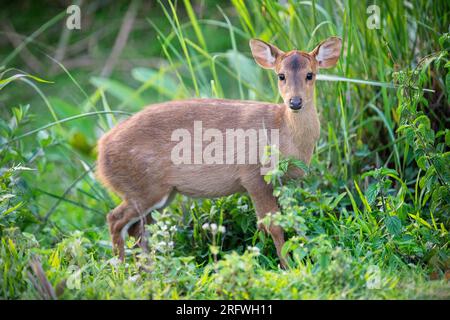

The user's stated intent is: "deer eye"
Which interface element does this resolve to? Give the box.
[278,74,285,81]
[306,72,313,80]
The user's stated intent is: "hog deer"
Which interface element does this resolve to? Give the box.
[97,37,342,267]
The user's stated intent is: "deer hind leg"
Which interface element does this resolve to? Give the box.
[107,202,133,260]
[126,214,153,251]
[243,178,287,268]
[107,192,171,260]
[127,191,175,251]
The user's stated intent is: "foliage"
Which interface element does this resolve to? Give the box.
[0,0,449,299]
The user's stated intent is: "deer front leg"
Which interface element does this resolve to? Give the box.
[243,178,287,268]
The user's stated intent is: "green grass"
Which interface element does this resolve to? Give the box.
[0,0,449,299]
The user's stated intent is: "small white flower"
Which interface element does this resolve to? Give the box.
[210,223,217,232]
[218,226,226,233]
[202,223,210,230]
[168,241,174,248]
[157,241,166,247]
[170,226,177,232]
[247,246,260,255]
[108,257,121,267]
[161,224,168,231]
[129,275,140,282]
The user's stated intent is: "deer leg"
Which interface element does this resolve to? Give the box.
[243,178,287,268]
[107,202,134,260]
[107,192,171,260]
[127,215,153,252]
[127,191,175,251]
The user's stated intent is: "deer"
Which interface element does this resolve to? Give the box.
[97,37,342,268]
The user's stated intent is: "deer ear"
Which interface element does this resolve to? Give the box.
[311,37,342,69]
[249,39,284,69]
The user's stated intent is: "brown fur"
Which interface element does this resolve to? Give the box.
[97,37,341,268]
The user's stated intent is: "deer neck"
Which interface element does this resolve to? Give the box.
[280,100,320,163]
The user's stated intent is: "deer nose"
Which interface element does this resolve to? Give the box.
[289,96,302,110]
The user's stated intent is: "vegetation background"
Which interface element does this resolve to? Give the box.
[0,0,449,299]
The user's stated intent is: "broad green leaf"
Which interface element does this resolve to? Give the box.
[289,158,310,174]
[365,183,380,205]
[385,215,402,236]
[416,155,427,170]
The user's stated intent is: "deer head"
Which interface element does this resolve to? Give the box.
[250,37,342,111]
